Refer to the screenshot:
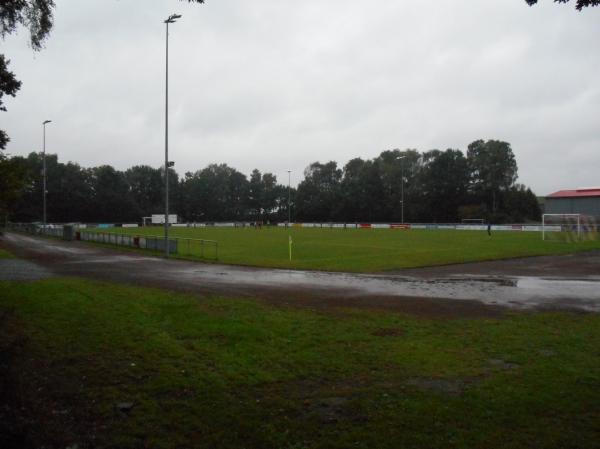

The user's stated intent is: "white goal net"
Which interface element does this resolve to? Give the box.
[542,214,598,242]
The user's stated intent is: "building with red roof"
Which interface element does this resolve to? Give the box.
[545,188,600,217]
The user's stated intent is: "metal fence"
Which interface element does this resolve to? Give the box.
[6,223,65,238]
[79,230,218,260]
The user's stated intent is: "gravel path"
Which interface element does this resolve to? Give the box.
[0,259,53,281]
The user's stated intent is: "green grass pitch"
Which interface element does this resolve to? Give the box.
[2,278,599,448]
[87,226,600,272]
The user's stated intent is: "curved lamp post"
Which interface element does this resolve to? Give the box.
[163,13,181,257]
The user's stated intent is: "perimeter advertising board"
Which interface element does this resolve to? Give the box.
[151,214,178,224]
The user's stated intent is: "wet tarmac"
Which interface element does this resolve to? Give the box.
[2,232,600,313]
[0,259,53,281]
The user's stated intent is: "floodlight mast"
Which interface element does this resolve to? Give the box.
[396,155,406,224]
[164,13,181,258]
[42,120,52,229]
[287,170,291,225]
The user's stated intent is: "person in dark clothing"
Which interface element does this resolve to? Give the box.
[487,222,492,236]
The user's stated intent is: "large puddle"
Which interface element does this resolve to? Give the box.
[171,264,600,312]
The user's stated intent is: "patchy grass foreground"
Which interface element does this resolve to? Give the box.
[0,278,599,449]
[88,226,600,272]
[0,247,14,259]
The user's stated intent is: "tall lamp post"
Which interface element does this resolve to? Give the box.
[164,13,181,258]
[287,170,291,225]
[397,155,406,224]
[42,120,52,229]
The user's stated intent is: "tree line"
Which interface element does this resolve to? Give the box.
[2,139,541,224]
[295,140,540,223]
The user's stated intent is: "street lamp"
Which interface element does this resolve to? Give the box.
[163,13,181,258]
[397,155,406,224]
[42,120,52,229]
[287,170,291,226]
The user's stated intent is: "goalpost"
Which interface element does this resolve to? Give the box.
[542,214,579,241]
[541,214,598,241]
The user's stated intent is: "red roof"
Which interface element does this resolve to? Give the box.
[548,188,600,198]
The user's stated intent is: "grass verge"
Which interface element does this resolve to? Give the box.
[1,278,598,449]
[0,247,14,259]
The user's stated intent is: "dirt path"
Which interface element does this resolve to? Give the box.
[2,232,599,315]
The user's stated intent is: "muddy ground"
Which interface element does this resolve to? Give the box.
[1,232,599,316]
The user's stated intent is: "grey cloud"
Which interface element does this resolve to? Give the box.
[2,0,599,193]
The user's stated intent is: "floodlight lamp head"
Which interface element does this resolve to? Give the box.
[43,120,52,125]
[165,14,181,23]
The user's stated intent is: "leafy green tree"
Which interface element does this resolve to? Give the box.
[0,54,22,222]
[0,55,21,150]
[271,184,295,223]
[525,0,599,10]
[178,171,203,222]
[196,164,231,221]
[245,170,281,222]
[179,164,245,222]
[419,149,470,222]
[50,161,94,222]
[296,162,342,221]
[8,152,93,223]
[467,140,518,217]
[8,152,46,222]
[502,184,542,222]
[339,158,367,222]
[375,149,420,222]
[226,170,250,221]
[90,165,137,222]
[3,140,538,225]
[0,153,26,222]
[125,165,163,219]
[358,160,387,222]
[248,169,264,221]
[260,172,279,222]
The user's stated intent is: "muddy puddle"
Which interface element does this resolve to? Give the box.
[170,264,600,312]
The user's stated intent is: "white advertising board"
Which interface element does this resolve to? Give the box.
[151,214,177,224]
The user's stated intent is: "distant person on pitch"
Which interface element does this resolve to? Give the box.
[487,222,492,237]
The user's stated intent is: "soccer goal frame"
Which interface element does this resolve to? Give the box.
[542,214,582,241]
[461,218,485,224]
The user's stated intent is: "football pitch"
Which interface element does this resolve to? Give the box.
[88,227,600,272]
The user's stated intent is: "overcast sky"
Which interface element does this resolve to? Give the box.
[2,0,599,194]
